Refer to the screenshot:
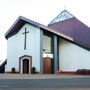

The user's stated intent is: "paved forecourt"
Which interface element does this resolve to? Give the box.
[0,74,90,90]
[0,74,89,79]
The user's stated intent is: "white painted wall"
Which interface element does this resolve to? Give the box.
[5,24,40,72]
[59,38,90,72]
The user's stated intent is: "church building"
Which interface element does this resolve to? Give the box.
[5,10,90,74]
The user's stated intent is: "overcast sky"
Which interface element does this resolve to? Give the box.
[0,0,90,62]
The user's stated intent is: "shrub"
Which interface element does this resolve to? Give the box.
[11,67,16,73]
[77,69,90,75]
[31,67,36,74]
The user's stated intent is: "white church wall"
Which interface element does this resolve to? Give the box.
[6,24,40,72]
[59,38,90,72]
[5,35,19,72]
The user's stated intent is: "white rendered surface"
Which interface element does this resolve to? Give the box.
[5,24,40,72]
[59,38,90,72]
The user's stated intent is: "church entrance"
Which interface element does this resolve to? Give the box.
[19,55,32,74]
[43,57,52,74]
[23,59,29,74]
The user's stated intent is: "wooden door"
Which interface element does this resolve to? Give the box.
[23,59,29,74]
[43,57,51,74]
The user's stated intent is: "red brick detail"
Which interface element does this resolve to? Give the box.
[5,71,19,73]
[30,56,32,72]
[19,55,32,73]
[60,71,77,74]
[19,58,21,73]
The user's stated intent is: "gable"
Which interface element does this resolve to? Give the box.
[7,23,40,50]
[5,16,40,39]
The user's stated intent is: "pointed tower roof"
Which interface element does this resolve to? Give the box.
[49,9,74,25]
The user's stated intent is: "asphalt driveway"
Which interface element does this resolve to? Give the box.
[0,77,90,89]
[0,74,90,90]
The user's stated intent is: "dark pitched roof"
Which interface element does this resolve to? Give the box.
[48,17,90,50]
[0,59,7,68]
[5,13,90,50]
[5,16,73,41]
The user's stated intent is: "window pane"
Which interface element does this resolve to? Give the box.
[43,35,51,53]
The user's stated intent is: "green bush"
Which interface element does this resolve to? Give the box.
[31,67,36,74]
[11,67,16,73]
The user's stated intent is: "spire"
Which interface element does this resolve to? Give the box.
[49,9,74,25]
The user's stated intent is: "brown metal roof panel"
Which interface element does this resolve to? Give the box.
[48,17,90,49]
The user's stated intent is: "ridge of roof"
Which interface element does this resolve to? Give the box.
[49,16,90,29]
[5,16,73,41]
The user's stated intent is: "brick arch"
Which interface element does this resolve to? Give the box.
[19,55,32,74]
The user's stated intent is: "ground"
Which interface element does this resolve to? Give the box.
[0,74,90,90]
